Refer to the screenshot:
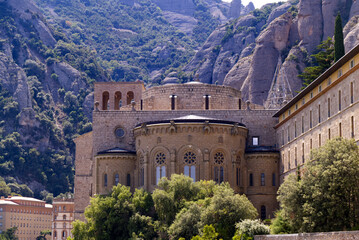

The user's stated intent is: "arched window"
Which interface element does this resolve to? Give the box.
[104,174,108,187]
[127,91,134,105]
[261,205,266,220]
[114,91,122,110]
[138,154,145,186]
[54,231,57,237]
[155,152,166,185]
[214,152,224,183]
[63,215,66,220]
[62,230,67,238]
[183,151,196,182]
[126,174,131,187]
[114,173,119,185]
[102,91,109,110]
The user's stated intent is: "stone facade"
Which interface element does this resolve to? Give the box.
[275,43,359,181]
[52,200,74,240]
[74,82,280,221]
[255,231,359,240]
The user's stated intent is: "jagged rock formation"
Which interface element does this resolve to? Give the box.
[184,0,359,107]
[229,0,242,19]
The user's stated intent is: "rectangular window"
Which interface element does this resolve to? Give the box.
[318,105,321,123]
[302,98,305,105]
[302,142,305,164]
[302,116,304,133]
[294,121,297,138]
[328,98,331,118]
[191,166,196,182]
[310,92,313,98]
[260,173,265,186]
[272,173,276,186]
[171,95,176,110]
[287,126,290,142]
[338,69,343,78]
[350,59,355,69]
[249,173,253,186]
[295,147,297,167]
[252,137,259,146]
[282,130,284,146]
[288,109,291,115]
[351,82,354,104]
[204,95,210,110]
[339,90,342,111]
[239,99,242,110]
[319,85,322,92]
[295,104,298,110]
[319,134,321,147]
[104,174,108,187]
[140,100,143,110]
[310,139,313,150]
[352,116,355,138]
[288,150,290,170]
[328,77,332,86]
[328,128,331,140]
[310,110,312,128]
[339,122,342,137]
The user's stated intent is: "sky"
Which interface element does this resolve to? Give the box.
[222,0,286,9]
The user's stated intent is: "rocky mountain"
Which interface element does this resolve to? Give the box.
[184,0,359,106]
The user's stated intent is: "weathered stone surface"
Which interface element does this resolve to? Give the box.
[350,0,359,19]
[0,52,32,110]
[267,2,291,24]
[322,0,348,40]
[241,2,255,16]
[52,62,86,94]
[223,55,252,90]
[229,0,242,19]
[344,15,359,52]
[161,11,198,35]
[297,0,323,52]
[152,0,195,16]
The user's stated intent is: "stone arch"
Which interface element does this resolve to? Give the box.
[102,91,109,110]
[150,146,171,185]
[177,145,203,181]
[114,91,122,110]
[127,91,134,105]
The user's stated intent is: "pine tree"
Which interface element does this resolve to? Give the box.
[334,13,345,61]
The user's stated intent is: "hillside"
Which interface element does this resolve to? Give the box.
[185,0,359,106]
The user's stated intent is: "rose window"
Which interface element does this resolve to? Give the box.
[214,152,224,165]
[155,152,166,165]
[184,151,196,164]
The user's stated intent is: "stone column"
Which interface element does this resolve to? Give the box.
[203,149,210,180]
[144,153,149,191]
[170,149,176,176]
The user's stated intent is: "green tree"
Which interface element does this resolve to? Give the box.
[36,230,51,240]
[0,227,18,240]
[270,210,292,234]
[277,138,359,232]
[0,180,11,197]
[190,225,220,240]
[334,13,345,61]
[299,38,334,87]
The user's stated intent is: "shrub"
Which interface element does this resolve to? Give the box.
[234,219,270,239]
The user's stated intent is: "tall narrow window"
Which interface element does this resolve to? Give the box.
[261,206,266,220]
[155,152,166,185]
[236,168,240,186]
[140,100,143,110]
[260,173,265,186]
[310,139,312,150]
[114,91,122,110]
[126,174,131,187]
[350,59,355,68]
[339,122,342,137]
[351,116,355,138]
[239,99,242,110]
[204,95,210,110]
[127,91,134,105]
[338,90,342,111]
[184,151,196,182]
[170,95,176,110]
[102,91,109,110]
[318,104,321,123]
[252,137,259,146]
[328,98,331,118]
[302,116,304,133]
[287,126,290,142]
[114,174,119,186]
[288,151,290,170]
[351,82,354,104]
[214,152,224,183]
[295,147,297,167]
[104,174,108,187]
[319,134,321,147]
[310,110,312,128]
[338,69,342,78]
[294,121,297,138]
[328,128,331,140]
[272,173,276,186]
[282,130,284,146]
[249,173,253,186]
[302,142,305,164]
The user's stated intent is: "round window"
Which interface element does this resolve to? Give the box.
[115,127,125,138]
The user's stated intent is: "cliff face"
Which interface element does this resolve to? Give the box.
[184,0,359,106]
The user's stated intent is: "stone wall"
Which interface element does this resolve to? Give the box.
[141,82,242,110]
[255,231,359,240]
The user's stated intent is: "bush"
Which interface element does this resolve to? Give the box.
[234,219,270,239]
